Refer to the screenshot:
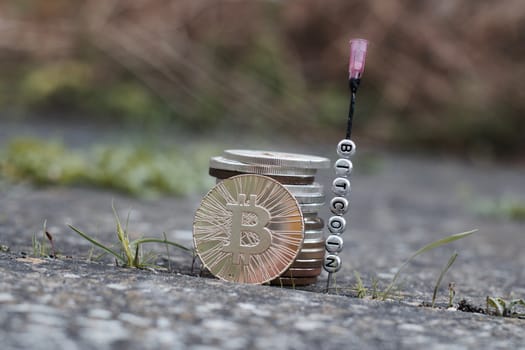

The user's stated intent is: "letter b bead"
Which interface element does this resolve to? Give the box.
[337,139,356,158]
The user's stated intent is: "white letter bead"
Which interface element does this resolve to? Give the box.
[323,254,342,273]
[329,197,349,215]
[332,177,351,196]
[328,216,346,234]
[336,139,356,158]
[325,234,344,253]
[334,158,353,177]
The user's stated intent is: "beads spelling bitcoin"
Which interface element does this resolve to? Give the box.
[323,38,368,285]
[323,140,355,274]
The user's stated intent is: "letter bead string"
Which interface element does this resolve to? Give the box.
[323,139,355,290]
[324,38,368,292]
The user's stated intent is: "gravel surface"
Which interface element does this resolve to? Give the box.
[1,121,524,349]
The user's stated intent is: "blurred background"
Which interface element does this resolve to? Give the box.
[0,0,524,196]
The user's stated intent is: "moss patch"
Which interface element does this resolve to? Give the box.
[0,138,213,197]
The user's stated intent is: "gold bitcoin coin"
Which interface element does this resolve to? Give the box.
[193,174,304,284]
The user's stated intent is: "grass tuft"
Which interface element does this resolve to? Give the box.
[431,252,458,307]
[470,196,525,221]
[0,138,213,198]
[353,271,368,298]
[486,297,525,318]
[32,219,55,257]
[381,229,477,301]
[68,203,192,268]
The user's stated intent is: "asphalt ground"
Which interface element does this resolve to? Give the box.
[1,119,524,349]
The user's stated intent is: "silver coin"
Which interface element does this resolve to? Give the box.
[304,216,324,230]
[269,276,318,286]
[294,193,326,204]
[289,258,324,268]
[296,248,325,260]
[280,267,322,278]
[300,202,325,214]
[223,149,330,169]
[210,156,317,176]
[302,239,325,250]
[304,229,324,240]
[303,237,325,246]
[284,183,324,195]
[210,167,315,185]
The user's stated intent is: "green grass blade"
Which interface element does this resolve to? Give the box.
[133,243,140,267]
[487,296,505,316]
[32,233,39,257]
[353,271,367,298]
[41,219,47,256]
[131,238,193,253]
[431,252,458,307]
[510,299,525,308]
[112,202,134,264]
[381,229,477,301]
[405,230,476,261]
[68,224,125,263]
[112,203,123,244]
[163,232,172,272]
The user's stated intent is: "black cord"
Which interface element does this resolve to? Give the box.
[346,78,360,139]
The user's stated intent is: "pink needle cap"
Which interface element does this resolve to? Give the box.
[348,38,368,79]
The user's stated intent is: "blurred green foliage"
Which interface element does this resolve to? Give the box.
[0,138,213,197]
[12,60,171,126]
[1,1,524,157]
[471,196,525,222]
[19,61,93,106]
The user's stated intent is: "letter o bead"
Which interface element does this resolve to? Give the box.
[328,216,346,234]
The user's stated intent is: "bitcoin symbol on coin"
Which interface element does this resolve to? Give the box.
[224,194,272,265]
[193,174,304,284]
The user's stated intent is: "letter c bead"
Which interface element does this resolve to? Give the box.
[330,197,349,215]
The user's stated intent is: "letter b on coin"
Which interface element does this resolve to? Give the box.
[224,194,272,264]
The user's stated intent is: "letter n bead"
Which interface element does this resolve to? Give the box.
[323,254,342,273]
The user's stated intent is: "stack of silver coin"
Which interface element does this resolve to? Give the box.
[208,149,330,286]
